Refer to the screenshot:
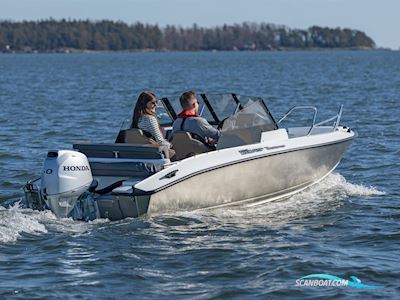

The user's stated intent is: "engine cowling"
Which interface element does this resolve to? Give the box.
[41,150,93,218]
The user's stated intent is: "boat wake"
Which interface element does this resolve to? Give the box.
[0,201,108,244]
[0,203,48,243]
[0,173,384,243]
[332,173,386,197]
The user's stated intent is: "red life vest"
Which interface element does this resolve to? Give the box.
[177,110,199,118]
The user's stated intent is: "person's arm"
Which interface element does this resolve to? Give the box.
[142,115,171,148]
[197,118,220,140]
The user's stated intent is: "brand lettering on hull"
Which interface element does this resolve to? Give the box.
[63,166,90,171]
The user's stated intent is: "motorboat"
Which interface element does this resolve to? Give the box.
[23,93,357,221]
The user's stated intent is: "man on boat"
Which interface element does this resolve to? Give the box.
[172,91,220,144]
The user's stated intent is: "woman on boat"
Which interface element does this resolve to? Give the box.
[131,91,174,152]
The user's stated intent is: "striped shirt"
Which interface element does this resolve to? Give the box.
[138,114,171,148]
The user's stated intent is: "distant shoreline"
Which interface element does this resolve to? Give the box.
[1,20,376,53]
[0,48,392,55]
[0,48,392,54]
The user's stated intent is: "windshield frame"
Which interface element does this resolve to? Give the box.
[159,93,278,129]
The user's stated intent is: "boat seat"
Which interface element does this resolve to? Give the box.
[88,160,164,177]
[73,143,169,159]
[171,132,213,160]
[115,128,157,145]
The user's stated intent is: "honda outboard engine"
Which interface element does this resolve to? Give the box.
[41,150,93,218]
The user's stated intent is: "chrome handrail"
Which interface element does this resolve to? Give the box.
[314,115,337,127]
[277,106,317,136]
[277,104,343,136]
[333,104,343,130]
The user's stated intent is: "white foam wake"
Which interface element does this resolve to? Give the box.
[270,172,385,202]
[0,201,109,244]
[327,173,386,196]
[0,202,48,243]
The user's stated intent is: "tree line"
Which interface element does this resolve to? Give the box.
[0,19,375,52]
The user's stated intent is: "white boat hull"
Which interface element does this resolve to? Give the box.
[142,138,352,214]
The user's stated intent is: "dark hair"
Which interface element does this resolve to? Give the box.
[179,91,196,109]
[131,91,157,128]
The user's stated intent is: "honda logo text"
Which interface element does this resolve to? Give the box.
[63,166,90,171]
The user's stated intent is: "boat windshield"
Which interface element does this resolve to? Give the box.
[160,93,274,126]
[199,94,239,124]
[159,94,218,125]
[217,99,277,149]
[159,93,236,125]
[221,99,276,131]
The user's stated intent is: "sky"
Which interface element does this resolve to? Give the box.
[1,0,399,49]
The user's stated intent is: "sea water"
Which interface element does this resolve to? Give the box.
[0,51,399,298]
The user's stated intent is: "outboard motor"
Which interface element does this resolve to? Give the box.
[41,150,93,218]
